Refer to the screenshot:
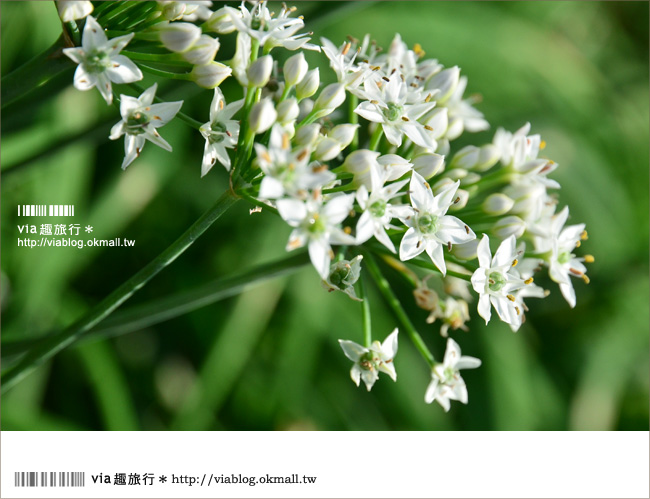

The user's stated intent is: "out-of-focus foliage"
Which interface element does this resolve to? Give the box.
[1,1,648,430]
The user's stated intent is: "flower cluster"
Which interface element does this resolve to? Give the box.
[59,1,592,412]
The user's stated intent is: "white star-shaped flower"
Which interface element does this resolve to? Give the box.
[339,328,399,391]
[355,168,411,253]
[322,255,363,301]
[199,88,243,176]
[255,125,335,200]
[355,73,436,149]
[425,338,481,411]
[109,84,183,170]
[277,193,356,279]
[63,16,142,105]
[470,234,528,328]
[399,171,476,275]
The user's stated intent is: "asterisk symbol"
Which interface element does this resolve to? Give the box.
[85,225,93,233]
[158,476,167,483]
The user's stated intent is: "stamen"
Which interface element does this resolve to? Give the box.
[524,277,534,285]
[382,76,390,82]
[581,230,588,240]
[582,274,590,284]
[569,268,584,276]
[416,240,422,249]
[401,116,410,122]
[447,241,452,251]
[584,254,595,263]
[454,196,460,204]
[515,306,520,315]
[370,100,379,105]
[297,149,309,161]
[507,294,516,302]
[576,241,581,248]
[282,133,290,150]
[464,225,470,234]
[219,100,224,110]
[413,43,425,57]
[344,226,352,235]
[342,42,351,56]
[512,258,518,267]
[424,93,433,102]
[424,125,434,131]
[540,140,546,150]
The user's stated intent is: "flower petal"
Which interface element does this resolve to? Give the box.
[399,227,425,261]
[309,238,331,279]
[338,339,366,362]
[105,55,143,84]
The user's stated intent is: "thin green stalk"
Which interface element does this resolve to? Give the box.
[1,190,239,393]
[369,125,383,151]
[1,37,73,109]
[121,50,188,65]
[369,244,474,281]
[2,252,310,360]
[63,21,81,46]
[348,93,359,151]
[322,182,358,194]
[364,252,435,366]
[358,277,372,348]
[138,64,192,81]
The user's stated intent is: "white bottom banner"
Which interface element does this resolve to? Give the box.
[1,431,648,498]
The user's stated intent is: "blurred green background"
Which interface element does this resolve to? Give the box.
[1,1,648,431]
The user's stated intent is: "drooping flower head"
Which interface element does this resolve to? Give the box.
[339,328,399,391]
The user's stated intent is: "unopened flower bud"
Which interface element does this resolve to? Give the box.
[451,145,480,169]
[190,62,232,88]
[414,285,439,311]
[344,149,379,174]
[276,97,299,124]
[377,154,412,181]
[57,0,93,22]
[296,68,320,100]
[206,7,236,34]
[158,22,202,53]
[314,83,346,113]
[451,239,480,261]
[182,34,220,65]
[328,124,358,149]
[448,188,469,210]
[295,124,321,146]
[249,98,277,134]
[284,52,308,88]
[482,193,514,216]
[160,2,186,21]
[492,216,526,239]
[247,55,274,88]
[422,107,448,140]
[412,153,444,179]
[314,137,341,161]
[426,66,460,104]
[474,144,500,171]
[446,116,464,141]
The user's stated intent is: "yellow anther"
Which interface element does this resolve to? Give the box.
[424,125,434,131]
[424,181,430,189]
[219,99,224,110]
[344,226,352,235]
[539,140,546,150]
[282,134,290,150]
[576,240,581,248]
[512,258,518,267]
[342,42,351,56]
[581,230,588,240]
[582,274,590,284]
[515,306,520,315]
[413,43,425,57]
[524,277,534,285]
[401,116,410,122]
[424,93,433,103]
[584,254,595,263]
[507,294,516,302]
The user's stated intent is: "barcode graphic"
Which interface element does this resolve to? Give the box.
[14,471,85,487]
[17,205,75,217]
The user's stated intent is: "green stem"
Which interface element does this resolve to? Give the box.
[369,125,383,151]
[348,94,359,151]
[364,252,435,366]
[121,50,188,65]
[1,37,73,109]
[63,21,81,46]
[1,190,239,393]
[322,182,358,194]
[358,277,372,348]
[138,64,192,81]
[2,252,310,361]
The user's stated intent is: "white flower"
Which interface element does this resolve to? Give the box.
[255,125,334,200]
[545,206,589,307]
[190,61,232,88]
[248,98,277,134]
[295,68,320,100]
[322,255,363,301]
[399,171,476,275]
[158,1,213,22]
[425,338,481,411]
[199,88,243,176]
[277,193,356,279]
[355,73,436,149]
[339,328,398,391]
[109,84,183,170]
[443,75,490,135]
[471,234,528,327]
[56,0,93,22]
[182,34,220,65]
[62,16,142,105]
[225,1,318,52]
[356,169,410,253]
[247,54,274,87]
